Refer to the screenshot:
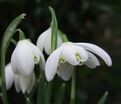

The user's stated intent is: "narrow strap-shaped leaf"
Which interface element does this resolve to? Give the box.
[54,83,66,104]
[0,14,26,104]
[97,91,108,104]
[45,81,53,104]
[2,14,26,52]
[44,7,58,104]
[37,80,47,104]
[49,6,58,52]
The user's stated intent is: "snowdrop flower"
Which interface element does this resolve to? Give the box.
[2,63,35,93]
[45,42,112,81]
[14,72,35,94]
[11,39,45,76]
[36,27,63,55]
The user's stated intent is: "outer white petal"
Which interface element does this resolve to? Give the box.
[44,29,63,55]
[44,28,51,55]
[36,28,51,52]
[11,50,19,74]
[27,40,45,70]
[45,47,63,81]
[27,72,36,93]
[14,75,21,93]
[57,62,73,81]
[5,63,14,90]
[62,43,79,65]
[11,40,35,76]
[85,52,100,68]
[74,43,112,66]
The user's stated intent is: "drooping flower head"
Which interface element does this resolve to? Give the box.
[2,63,35,94]
[11,39,45,76]
[45,42,112,81]
[36,27,63,55]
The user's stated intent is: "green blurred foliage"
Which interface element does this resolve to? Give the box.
[0,0,121,104]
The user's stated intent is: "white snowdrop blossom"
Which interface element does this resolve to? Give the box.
[36,27,63,55]
[45,42,112,81]
[11,39,45,76]
[2,63,36,93]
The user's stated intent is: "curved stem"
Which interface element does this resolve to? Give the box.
[0,14,25,104]
[70,70,76,104]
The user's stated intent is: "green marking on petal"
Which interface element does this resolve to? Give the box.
[75,53,83,65]
[76,53,81,62]
[33,56,39,64]
[59,56,66,63]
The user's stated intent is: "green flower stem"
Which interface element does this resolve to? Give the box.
[45,82,53,104]
[70,70,76,104]
[0,14,25,104]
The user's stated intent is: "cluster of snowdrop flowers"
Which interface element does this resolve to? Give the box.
[5,39,45,93]
[4,27,112,93]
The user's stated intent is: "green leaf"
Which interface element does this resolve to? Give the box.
[37,79,47,104]
[45,81,53,104]
[49,6,58,52]
[97,91,108,104]
[54,83,66,104]
[2,14,26,52]
[0,14,26,104]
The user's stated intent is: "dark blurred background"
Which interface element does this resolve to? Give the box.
[0,0,121,104]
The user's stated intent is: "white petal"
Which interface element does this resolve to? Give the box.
[14,75,21,93]
[74,43,112,66]
[11,50,19,74]
[36,28,51,52]
[57,62,73,81]
[44,28,52,55]
[5,63,14,90]
[19,74,33,94]
[45,47,63,81]
[11,40,35,76]
[27,40,45,70]
[62,43,79,65]
[85,52,100,68]
[44,28,63,55]
[27,72,36,93]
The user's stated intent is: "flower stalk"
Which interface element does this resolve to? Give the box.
[70,70,76,104]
